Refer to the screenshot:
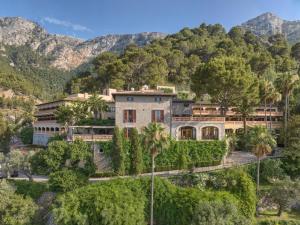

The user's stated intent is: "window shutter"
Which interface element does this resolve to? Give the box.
[160,110,164,122]
[151,110,155,122]
[124,110,127,123]
[133,110,136,122]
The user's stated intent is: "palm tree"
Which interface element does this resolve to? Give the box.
[268,89,281,130]
[260,80,273,128]
[276,72,299,146]
[143,123,168,225]
[86,93,108,120]
[247,126,276,215]
[236,82,260,134]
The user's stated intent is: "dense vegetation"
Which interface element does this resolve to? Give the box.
[53,173,254,225]
[67,24,300,109]
[99,136,227,175]
[0,44,75,99]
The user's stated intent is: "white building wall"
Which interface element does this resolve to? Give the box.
[171,121,225,140]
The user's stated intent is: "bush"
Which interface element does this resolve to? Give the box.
[53,178,147,225]
[31,140,96,175]
[247,159,286,183]
[257,220,300,225]
[49,169,88,192]
[52,177,252,225]
[0,180,38,225]
[19,126,33,145]
[9,180,49,200]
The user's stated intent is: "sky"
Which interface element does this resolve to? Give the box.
[0,0,300,40]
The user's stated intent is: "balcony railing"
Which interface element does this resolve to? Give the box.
[225,121,282,129]
[193,110,283,117]
[172,116,225,122]
[70,134,113,142]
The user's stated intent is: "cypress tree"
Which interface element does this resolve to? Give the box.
[111,127,125,175]
[130,128,143,175]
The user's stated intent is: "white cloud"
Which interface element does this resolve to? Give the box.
[41,17,92,32]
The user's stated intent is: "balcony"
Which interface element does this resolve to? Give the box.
[68,126,114,142]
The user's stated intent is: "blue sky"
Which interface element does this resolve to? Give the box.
[1,0,300,40]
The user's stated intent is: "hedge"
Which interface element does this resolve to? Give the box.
[98,140,227,174]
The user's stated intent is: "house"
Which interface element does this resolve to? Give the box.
[33,87,283,146]
[32,89,116,145]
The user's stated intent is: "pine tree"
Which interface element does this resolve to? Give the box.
[111,127,125,175]
[129,128,143,175]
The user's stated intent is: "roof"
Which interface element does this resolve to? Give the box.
[36,94,114,107]
[112,91,177,98]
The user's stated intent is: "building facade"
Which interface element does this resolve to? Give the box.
[33,88,283,146]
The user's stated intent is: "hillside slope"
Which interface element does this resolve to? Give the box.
[241,12,300,43]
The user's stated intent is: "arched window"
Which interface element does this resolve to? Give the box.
[51,127,55,132]
[202,126,219,140]
[46,127,50,132]
[55,127,59,132]
[42,127,45,132]
[179,126,196,140]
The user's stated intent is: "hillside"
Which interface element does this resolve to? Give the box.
[0,17,165,70]
[241,12,300,44]
[67,23,299,94]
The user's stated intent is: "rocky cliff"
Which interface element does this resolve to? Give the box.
[241,12,300,43]
[0,17,165,70]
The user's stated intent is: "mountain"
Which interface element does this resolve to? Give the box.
[241,12,300,43]
[0,17,166,70]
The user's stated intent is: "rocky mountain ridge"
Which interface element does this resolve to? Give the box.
[241,12,300,43]
[0,17,165,70]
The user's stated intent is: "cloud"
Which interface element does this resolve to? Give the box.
[41,17,92,32]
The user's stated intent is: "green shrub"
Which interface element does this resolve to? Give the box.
[49,170,88,192]
[9,180,49,200]
[206,169,257,218]
[19,126,33,145]
[31,140,96,175]
[247,159,286,183]
[53,178,147,225]
[52,177,251,225]
[258,220,300,225]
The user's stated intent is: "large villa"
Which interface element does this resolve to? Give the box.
[32,87,283,146]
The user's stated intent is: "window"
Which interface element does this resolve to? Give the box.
[108,106,115,112]
[155,97,162,102]
[124,110,136,123]
[127,96,134,101]
[202,126,219,140]
[151,110,164,123]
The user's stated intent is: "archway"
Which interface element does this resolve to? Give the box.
[179,126,196,140]
[202,126,219,140]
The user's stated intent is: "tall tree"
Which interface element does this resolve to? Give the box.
[111,127,125,176]
[247,126,276,215]
[275,72,299,146]
[192,56,257,115]
[282,115,300,178]
[129,128,143,175]
[143,123,168,225]
[236,81,260,133]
